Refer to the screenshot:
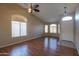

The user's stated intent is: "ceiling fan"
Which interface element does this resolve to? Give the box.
[28,3,40,13]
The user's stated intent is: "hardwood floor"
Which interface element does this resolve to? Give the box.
[0,37,78,56]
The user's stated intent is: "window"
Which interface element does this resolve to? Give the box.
[12,21,20,37]
[45,25,48,33]
[20,22,27,36]
[50,24,57,33]
[11,21,27,37]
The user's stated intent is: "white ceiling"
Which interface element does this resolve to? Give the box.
[18,3,78,23]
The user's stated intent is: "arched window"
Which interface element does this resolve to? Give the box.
[11,15,27,37]
[50,24,57,33]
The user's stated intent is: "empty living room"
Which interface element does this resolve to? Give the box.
[0,3,79,56]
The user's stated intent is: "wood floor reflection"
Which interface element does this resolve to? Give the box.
[0,37,78,56]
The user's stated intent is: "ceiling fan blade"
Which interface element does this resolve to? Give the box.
[33,5,39,8]
[34,9,40,12]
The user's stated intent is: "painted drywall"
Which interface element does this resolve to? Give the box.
[75,7,79,53]
[60,16,74,42]
[0,4,44,48]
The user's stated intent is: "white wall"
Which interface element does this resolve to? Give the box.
[75,7,79,53]
[60,17,74,42]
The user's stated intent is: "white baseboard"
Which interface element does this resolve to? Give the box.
[59,40,75,49]
[75,45,79,54]
[0,35,42,48]
[0,39,28,48]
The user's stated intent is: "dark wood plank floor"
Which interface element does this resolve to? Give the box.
[0,37,78,56]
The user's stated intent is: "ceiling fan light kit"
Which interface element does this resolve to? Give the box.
[28,8,32,13]
[28,3,32,13]
[62,6,72,21]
